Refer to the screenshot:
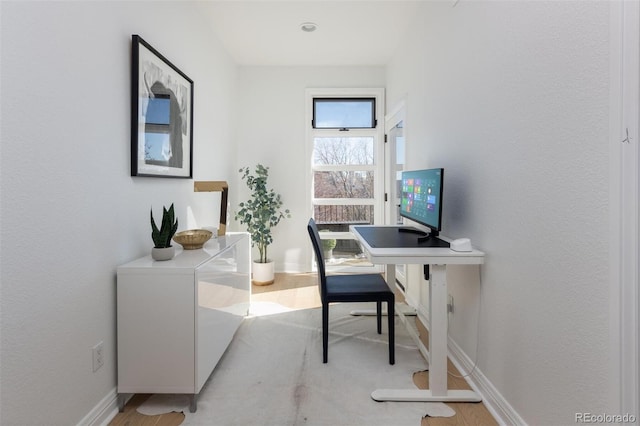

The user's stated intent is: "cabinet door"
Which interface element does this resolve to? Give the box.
[195,238,250,391]
[117,273,196,393]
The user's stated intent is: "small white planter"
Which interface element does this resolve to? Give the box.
[252,261,274,285]
[151,246,175,261]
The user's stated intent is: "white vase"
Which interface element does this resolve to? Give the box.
[151,246,175,261]
[252,260,274,285]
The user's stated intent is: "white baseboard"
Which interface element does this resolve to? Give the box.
[447,338,527,425]
[413,306,526,426]
[76,388,121,426]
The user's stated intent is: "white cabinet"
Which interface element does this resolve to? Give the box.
[116,232,250,412]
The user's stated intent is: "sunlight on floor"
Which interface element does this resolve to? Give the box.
[248,301,294,317]
[249,273,322,317]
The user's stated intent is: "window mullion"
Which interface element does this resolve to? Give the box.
[312,164,376,172]
[312,198,375,206]
[311,129,378,138]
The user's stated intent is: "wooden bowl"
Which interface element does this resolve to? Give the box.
[173,229,213,250]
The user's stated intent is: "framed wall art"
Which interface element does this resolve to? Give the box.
[131,35,193,178]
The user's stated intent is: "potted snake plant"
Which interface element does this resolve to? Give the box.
[235,164,290,285]
[150,203,178,261]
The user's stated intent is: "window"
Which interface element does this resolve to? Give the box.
[312,98,376,129]
[306,89,385,270]
[144,95,172,165]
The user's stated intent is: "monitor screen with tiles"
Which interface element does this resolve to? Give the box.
[400,168,444,237]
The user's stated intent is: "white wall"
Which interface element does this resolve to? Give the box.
[0,2,237,424]
[231,66,385,272]
[386,1,612,423]
[1,1,621,424]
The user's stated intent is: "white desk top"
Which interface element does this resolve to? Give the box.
[350,225,485,265]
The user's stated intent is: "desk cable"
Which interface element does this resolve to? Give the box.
[447,265,483,379]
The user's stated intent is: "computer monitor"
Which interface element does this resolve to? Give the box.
[400,168,444,238]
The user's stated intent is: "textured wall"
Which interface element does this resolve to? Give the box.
[386,1,611,423]
[0,2,237,424]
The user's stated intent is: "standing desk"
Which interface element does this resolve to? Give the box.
[350,225,485,402]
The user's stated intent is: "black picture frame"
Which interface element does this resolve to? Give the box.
[131,35,193,178]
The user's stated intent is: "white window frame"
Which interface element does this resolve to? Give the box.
[305,88,385,272]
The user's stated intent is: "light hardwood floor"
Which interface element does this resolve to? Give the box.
[110,272,496,426]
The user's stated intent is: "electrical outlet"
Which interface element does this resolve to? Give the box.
[447,294,454,314]
[92,341,104,372]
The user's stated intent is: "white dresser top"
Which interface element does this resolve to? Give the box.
[118,232,248,272]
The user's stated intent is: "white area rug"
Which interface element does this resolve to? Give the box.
[138,302,455,425]
[248,301,294,316]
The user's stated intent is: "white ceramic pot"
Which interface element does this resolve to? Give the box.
[151,246,175,261]
[252,260,274,285]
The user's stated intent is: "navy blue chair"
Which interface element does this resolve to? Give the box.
[307,218,395,364]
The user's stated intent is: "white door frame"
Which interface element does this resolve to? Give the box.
[609,1,639,420]
[384,99,406,225]
[384,100,409,292]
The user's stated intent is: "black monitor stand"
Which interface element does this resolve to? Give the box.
[398,226,437,243]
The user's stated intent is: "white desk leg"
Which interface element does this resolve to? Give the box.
[429,264,448,395]
[371,264,482,403]
[386,263,396,289]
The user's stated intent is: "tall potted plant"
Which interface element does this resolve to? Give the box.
[150,203,178,261]
[235,164,290,285]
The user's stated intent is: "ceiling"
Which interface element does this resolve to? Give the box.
[199,1,425,67]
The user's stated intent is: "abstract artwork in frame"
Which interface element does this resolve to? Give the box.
[131,35,193,178]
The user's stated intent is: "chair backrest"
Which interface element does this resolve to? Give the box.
[307,218,328,302]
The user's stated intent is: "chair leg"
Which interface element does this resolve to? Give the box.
[322,303,329,363]
[388,300,395,365]
[376,301,382,334]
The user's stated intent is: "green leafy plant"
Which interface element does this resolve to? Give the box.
[150,203,178,248]
[319,230,337,251]
[235,164,290,264]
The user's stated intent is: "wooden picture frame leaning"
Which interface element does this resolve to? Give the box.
[194,181,229,236]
